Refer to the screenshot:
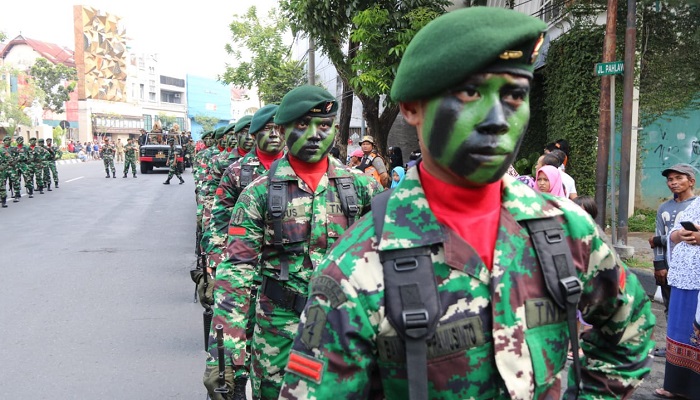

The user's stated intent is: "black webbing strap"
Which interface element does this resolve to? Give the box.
[267,159,290,281]
[372,190,440,400]
[333,177,359,226]
[240,164,254,188]
[523,218,582,399]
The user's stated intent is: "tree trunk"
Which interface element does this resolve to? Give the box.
[335,39,356,161]
[358,94,399,157]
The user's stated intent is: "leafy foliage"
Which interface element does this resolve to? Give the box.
[279,0,449,155]
[194,115,219,134]
[157,113,178,131]
[28,58,77,114]
[638,0,700,125]
[219,6,306,104]
[52,126,63,147]
[543,20,604,196]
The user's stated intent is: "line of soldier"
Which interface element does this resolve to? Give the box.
[97,136,141,179]
[188,7,655,400]
[0,135,61,208]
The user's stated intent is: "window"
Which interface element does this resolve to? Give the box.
[140,84,144,100]
[143,115,152,131]
[149,92,156,101]
[539,0,562,23]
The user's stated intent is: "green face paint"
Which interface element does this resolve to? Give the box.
[204,137,214,147]
[17,137,24,144]
[226,133,238,149]
[237,129,255,152]
[286,116,336,163]
[256,123,284,154]
[422,73,530,184]
[3,137,11,145]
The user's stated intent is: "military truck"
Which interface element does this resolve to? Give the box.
[138,132,185,174]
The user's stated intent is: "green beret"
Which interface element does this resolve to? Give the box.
[223,122,237,134]
[249,104,279,134]
[201,130,213,139]
[234,115,253,133]
[214,126,227,140]
[391,7,547,102]
[37,138,45,143]
[274,85,338,126]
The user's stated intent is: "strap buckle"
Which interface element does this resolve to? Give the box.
[559,276,582,305]
[402,309,429,338]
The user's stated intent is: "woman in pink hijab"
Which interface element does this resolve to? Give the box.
[536,165,566,197]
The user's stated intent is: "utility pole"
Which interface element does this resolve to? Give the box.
[617,0,637,247]
[594,0,618,227]
[308,37,316,85]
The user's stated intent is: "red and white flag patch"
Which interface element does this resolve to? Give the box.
[285,351,325,383]
[229,227,246,236]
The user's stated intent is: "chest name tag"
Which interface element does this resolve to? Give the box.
[377,316,485,363]
[525,298,566,329]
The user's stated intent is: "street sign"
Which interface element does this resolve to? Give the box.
[595,61,624,76]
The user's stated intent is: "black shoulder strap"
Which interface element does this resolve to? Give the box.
[267,159,290,281]
[240,163,255,188]
[372,190,440,400]
[522,217,582,399]
[333,176,359,226]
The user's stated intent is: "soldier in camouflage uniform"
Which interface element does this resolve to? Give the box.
[100,137,116,178]
[279,8,655,400]
[194,131,216,260]
[203,86,383,400]
[202,105,285,395]
[0,136,15,207]
[199,117,252,271]
[27,137,45,194]
[185,137,196,171]
[123,137,138,178]
[11,136,28,200]
[43,138,60,189]
[163,136,184,184]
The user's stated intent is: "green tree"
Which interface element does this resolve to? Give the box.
[220,6,306,104]
[280,0,449,156]
[194,115,219,135]
[638,0,700,126]
[28,58,77,114]
[52,126,63,147]
[0,65,32,135]
[157,113,178,131]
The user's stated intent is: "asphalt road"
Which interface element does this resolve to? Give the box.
[0,160,669,399]
[0,160,206,399]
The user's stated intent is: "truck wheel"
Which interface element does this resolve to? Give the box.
[141,163,150,174]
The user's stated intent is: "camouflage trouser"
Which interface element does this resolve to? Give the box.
[43,161,58,185]
[0,168,9,199]
[15,164,30,193]
[167,162,182,179]
[124,157,137,175]
[250,294,300,400]
[32,162,44,189]
[103,156,115,174]
[8,167,20,196]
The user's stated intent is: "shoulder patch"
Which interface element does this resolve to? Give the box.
[286,350,325,384]
[310,276,347,308]
[300,304,327,349]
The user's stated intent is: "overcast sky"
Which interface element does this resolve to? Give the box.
[0,0,279,79]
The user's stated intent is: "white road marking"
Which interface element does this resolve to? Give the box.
[65,177,84,183]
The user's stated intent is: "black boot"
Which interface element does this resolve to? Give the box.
[163,178,171,185]
[232,376,247,400]
[105,170,110,178]
[13,193,19,203]
[39,186,44,194]
[123,173,127,178]
[179,177,184,185]
[133,174,137,178]
[112,172,116,178]
[28,188,33,198]
[1,197,7,208]
[54,182,58,188]
[47,182,52,191]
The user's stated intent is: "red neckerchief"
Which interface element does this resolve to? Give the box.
[237,147,249,158]
[288,155,329,193]
[218,145,224,152]
[419,164,502,270]
[256,149,283,171]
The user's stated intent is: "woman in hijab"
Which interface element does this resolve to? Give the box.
[390,166,405,188]
[536,165,566,197]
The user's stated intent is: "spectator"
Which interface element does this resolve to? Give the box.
[116,138,124,163]
[93,142,100,160]
[405,149,421,169]
[649,163,697,358]
[388,146,404,171]
[573,195,598,220]
[356,135,389,187]
[329,146,340,160]
[536,165,566,197]
[77,149,87,162]
[390,166,405,188]
[348,148,363,168]
[538,150,577,199]
[659,195,700,399]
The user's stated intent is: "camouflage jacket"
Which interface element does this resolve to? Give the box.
[28,145,45,163]
[209,155,383,367]
[193,146,213,191]
[44,145,61,162]
[201,148,239,205]
[206,150,283,268]
[0,146,13,170]
[194,147,222,200]
[166,145,182,164]
[12,145,28,164]
[279,167,655,400]
[100,143,116,159]
[40,146,54,162]
[124,143,138,159]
